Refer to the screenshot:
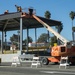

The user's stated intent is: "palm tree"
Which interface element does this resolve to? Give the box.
[44,11,51,19]
[55,24,63,33]
[69,11,75,27]
[55,24,63,45]
[69,11,75,41]
[44,11,51,42]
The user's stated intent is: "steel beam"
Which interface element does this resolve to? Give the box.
[3,20,9,31]
[0,12,22,21]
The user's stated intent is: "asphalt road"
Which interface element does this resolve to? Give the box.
[0,62,75,75]
[0,66,75,75]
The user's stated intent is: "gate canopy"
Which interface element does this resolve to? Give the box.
[0,12,62,31]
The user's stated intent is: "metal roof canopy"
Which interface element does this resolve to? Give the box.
[0,11,62,54]
[0,12,62,31]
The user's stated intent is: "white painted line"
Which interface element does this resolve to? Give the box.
[41,71,75,75]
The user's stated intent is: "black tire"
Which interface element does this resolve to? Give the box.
[54,62,59,64]
[71,62,75,65]
[42,58,49,65]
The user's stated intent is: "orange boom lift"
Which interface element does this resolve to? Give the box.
[32,13,75,65]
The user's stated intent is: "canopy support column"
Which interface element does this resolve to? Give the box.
[35,28,37,47]
[26,28,29,53]
[47,31,49,42]
[20,17,23,54]
[5,31,7,50]
[1,31,4,54]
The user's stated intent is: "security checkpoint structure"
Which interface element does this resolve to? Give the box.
[0,7,62,63]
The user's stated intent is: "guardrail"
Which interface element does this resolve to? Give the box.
[19,54,35,62]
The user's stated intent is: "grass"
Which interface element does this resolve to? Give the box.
[0,50,17,54]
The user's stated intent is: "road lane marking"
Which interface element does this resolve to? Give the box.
[40,71,75,74]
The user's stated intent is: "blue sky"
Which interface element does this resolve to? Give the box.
[0,0,75,42]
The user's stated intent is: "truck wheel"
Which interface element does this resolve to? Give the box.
[54,62,59,64]
[42,58,49,65]
[71,62,75,65]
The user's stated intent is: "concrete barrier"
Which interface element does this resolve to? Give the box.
[0,51,21,62]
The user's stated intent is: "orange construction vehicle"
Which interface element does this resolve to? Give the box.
[32,14,75,65]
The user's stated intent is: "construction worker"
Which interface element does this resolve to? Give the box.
[4,10,9,14]
[15,5,22,12]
